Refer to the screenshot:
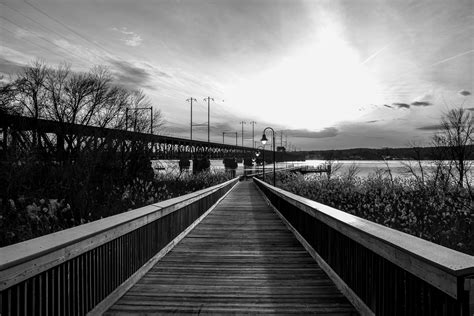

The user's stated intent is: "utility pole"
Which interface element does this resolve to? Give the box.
[150,107,153,134]
[186,98,197,140]
[203,97,214,143]
[240,121,246,147]
[125,108,128,131]
[280,131,283,147]
[250,121,256,148]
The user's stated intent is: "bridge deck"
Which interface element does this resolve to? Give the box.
[106,181,357,315]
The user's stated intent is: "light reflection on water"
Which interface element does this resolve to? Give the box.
[152,159,474,179]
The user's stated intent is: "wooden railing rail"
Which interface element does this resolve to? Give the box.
[254,177,474,316]
[0,177,238,316]
[243,166,302,179]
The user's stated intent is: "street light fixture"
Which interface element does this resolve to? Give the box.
[261,127,276,186]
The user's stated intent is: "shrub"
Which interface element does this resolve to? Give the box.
[273,171,473,255]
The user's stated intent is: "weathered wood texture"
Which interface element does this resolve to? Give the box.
[0,178,238,316]
[254,178,474,316]
[106,181,357,315]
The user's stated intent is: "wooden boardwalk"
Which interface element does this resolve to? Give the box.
[106,181,357,315]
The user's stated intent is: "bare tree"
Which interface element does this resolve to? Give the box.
[0,78,21,114]
[42,64,128,128]
[434,108,473,188]
[344,162,360,182]
[126,89,165,134]
[4,61,164,134]
[5,60,48,119]
[402,141,427,186]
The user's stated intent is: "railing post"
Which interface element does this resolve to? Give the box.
[465,277,474,316]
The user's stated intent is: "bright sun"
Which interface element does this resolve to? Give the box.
[226,11,383,130]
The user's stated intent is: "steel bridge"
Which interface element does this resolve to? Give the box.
[0,114,303,161]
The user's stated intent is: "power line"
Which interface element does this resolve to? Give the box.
[23,0,120,60]
[1,2,109,65]
[1,16,88,63]
[0,25,66,59]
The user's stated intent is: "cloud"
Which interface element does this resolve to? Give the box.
[459,90,471,96]
[108,59,152,89]
[467,107,474,112]
[112,27,143,47]
[392,103,410,109]
[365,120,380,123]
[0,57,25,77]
[411,101,432,106]
[417,124,443,131]
[383,104,393,109]
[143,63,172,79]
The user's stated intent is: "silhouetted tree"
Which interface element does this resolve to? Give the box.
[3,61,164,133]
[433,107,473,189]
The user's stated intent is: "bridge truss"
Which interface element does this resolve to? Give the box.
[0,114,292,161]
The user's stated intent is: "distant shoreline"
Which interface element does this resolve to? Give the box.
[301,145,474,161]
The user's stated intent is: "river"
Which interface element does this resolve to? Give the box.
[153,159,474,182]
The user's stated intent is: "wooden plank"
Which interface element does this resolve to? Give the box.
[254,177,474,299]
[261,185,374,316]
[87,180,239,315]
[106,181,357,315]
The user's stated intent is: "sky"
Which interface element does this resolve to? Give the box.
[1,0,473,150]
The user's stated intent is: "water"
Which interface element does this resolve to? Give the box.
[153,159,474,180]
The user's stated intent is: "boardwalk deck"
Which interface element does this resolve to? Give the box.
[106,181,357,315]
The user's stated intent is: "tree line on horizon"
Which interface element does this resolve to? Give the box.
[305,144,474,161]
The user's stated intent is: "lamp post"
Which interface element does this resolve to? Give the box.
[256,145,265,181]
[261,127,276,186]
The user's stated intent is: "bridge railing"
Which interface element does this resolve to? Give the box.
[254,177,474,316]
[0,177,239,316]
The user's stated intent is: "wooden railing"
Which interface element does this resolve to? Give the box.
[254,178,474,316]
[0,178,238,316]
[243,165,301,179]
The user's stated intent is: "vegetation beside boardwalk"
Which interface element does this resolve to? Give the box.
[271,170,473,255]
[0,164,233,247]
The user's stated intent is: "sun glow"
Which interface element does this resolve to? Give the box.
[225,11,383,130]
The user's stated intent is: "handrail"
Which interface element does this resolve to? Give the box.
[254,177,474,315]
[244,166,302,179]
[0,177,237,285]
[0,177,239,315]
